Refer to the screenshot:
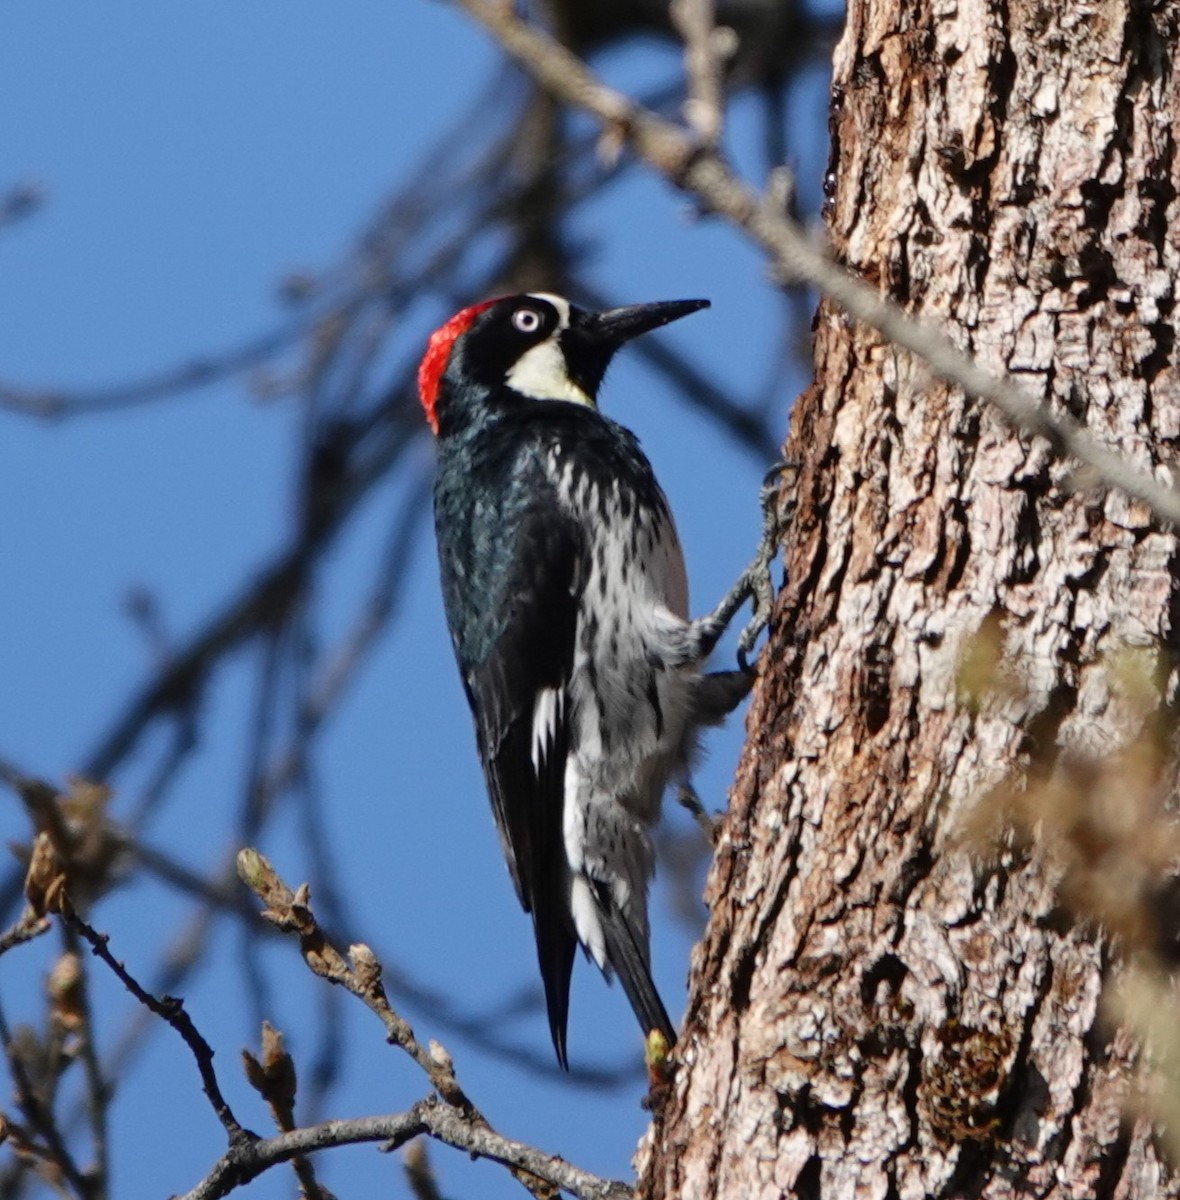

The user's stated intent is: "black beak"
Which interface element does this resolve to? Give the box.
[563,299,709,401]
[580,298,710,347]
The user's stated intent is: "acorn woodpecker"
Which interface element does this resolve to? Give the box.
[419,293,764,1067]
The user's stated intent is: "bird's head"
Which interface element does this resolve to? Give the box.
[417,292,709,435]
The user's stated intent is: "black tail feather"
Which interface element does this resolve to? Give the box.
[537,916,578,1070]
[595,885,677,1048]
[535,908,578,1070]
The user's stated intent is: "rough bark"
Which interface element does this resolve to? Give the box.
[640,0,1180,1196]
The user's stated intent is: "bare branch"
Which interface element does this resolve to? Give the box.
[241,1023,334,1200]
[0,910,50,958]
[55,935,110,1200]
[0,994,90,1199]
[97,835,634,1094]
[235,849,611,1200]
[236,849,475,1112]
[62,910,251,1148]
[670,0,734,149]
[0,321,306,420]
[453,0,1180,528]
[180,1097,632,1200]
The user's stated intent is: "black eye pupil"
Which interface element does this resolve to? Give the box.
[514,309,541,332]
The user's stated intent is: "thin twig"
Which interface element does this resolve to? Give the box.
[670,0,731,149]
[0,994,90,1198]
[62,909,252,1148]
[235,851,475,1112]
[235,850,572,1200]
[453,0,1180,528]
[103,837,632,1098]
[0,321,308,420]
[59,926,110,1200]
[242,1023,334,1200]
[0,909,51,957]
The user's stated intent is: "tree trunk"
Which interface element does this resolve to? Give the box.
[639,0,1180,1196]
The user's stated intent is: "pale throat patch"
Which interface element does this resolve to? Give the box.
[507,292,596,409]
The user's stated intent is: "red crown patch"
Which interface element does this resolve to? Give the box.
[418,299,497,434]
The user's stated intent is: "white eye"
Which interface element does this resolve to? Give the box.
[512,308,543,333]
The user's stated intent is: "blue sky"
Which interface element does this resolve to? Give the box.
[0,5,827,1197]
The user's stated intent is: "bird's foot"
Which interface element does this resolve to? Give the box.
[676,781,719,843]
[692,460,796,669]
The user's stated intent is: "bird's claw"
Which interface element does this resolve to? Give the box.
[676,781,719,842]
[690,459,795,670]
[731,459,795,670]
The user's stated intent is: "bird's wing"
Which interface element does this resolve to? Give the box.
[440,472,583,1065]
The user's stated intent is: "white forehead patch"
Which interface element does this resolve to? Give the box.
[526,293,572,328]
[507,294,594,407]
